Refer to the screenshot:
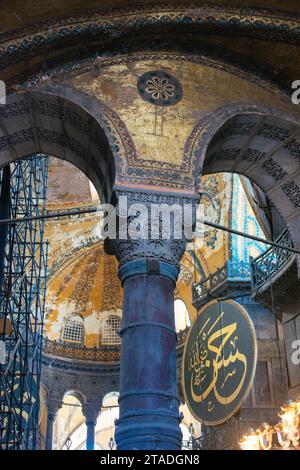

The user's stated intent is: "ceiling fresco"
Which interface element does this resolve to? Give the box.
[70,55,298,191]
[45,243,122,349]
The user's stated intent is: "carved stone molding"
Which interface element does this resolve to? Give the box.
[3,3,300,77]
[47,400,62,419]
[41,355,120,413]
[105,188,199,270]
[82,404,100,424]
[43,337,120,363]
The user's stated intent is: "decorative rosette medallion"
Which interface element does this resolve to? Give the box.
[137,70,183,106]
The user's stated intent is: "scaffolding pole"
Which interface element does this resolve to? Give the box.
[0,156,48,450]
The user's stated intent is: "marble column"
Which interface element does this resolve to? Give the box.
[83,406,99,451]
[106,189,198,450]
[46,406,58,450]
[45,413,55,450]
[45,401,62,450]
[86,419,96,451]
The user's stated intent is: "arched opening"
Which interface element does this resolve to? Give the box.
[174,299,191,333]
[195,172,268,262]
[52,391,120,450]
[97,392,119,450]
[43,182,122,352]
[200,110,300,250]
[42,157,106,350]
[53,392,85,450]
[188,169,272,323]
[196,109,300,315]
[0,152,110,450]
[0,88,116,203]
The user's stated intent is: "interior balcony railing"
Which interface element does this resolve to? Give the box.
[250,228,295,293]
[176,327,189,346]
[182,421,239,450]
[192,260,252,309]
[250,228,300,316]
[42,337,120,363]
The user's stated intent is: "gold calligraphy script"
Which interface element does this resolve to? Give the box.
[188,310,247,407]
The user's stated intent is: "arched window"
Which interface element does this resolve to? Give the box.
[102,315,121,345]
[102,391,119,408]
[62,316,84,344]
[174,299,191,333]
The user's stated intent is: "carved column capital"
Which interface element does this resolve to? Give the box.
[105,188,199,281]
[46,400,62,450]
[47,400,62,420]
[82,404,100,424]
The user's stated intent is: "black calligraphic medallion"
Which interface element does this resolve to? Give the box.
[182,300,257,425]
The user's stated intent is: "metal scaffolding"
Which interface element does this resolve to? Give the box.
[0,156,48,450]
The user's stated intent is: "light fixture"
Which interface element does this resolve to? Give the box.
[108,406,116,450]
[258,423,273,450]
[278,401,300,448]
[239,399,300,450]
[65,437,72,450]
[239,429,260,450]
[108,437,115,450]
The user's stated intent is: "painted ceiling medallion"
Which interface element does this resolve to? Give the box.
[137,70,183,106]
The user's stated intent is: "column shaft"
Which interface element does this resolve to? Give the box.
[107,188,198,449]
[115,264,182,450]
[45,414,55,450]
[86,420,96,451]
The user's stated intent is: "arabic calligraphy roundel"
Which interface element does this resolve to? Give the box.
[182,300,257,426]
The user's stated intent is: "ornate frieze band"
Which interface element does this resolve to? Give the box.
[2,3,300,71]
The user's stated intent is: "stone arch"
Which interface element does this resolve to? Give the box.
[190,103,300,250]
[64,390,86,407]
[3,4,300,82]
[0,85,116,203]
[102,391,119,408]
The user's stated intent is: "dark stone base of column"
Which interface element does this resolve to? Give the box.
[116,415,182,450]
